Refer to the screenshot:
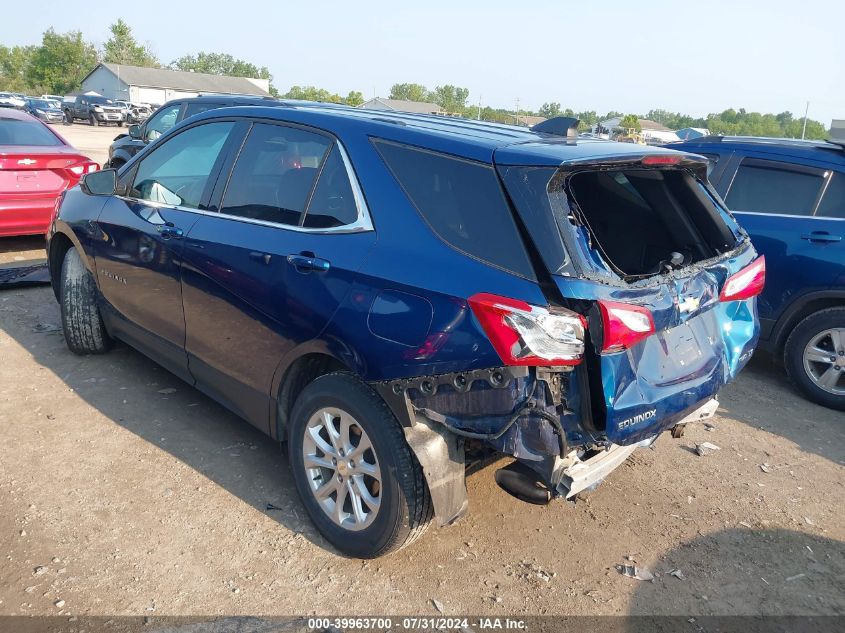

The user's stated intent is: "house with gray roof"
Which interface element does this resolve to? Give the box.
[80,63,271,107]
[360,97,445,115]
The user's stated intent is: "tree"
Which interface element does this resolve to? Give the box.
[26,28,97,95]
[0,45,36,92]
[539,102,561,118]
[283,85,345,104]
[431,84,469,113]
[171,52,271,80]
[345,90,364,107]
[389,83,430,102]
[102,19,158,67]
[619,114,641,132]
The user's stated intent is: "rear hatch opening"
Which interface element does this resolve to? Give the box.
[563,165,740,281]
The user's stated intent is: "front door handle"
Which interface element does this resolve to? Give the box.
[801,231,841,243]
[287,253,331,273]
[156,223,184,239]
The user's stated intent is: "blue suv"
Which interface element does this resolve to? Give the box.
[668,136,845,410]
[46,107,762,557]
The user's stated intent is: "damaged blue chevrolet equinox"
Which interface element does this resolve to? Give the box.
[46,105,763,557]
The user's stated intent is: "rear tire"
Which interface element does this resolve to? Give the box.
[784,307,845,411]
[288,373,432,558]
[60,247,111,355]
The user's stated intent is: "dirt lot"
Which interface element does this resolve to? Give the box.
[50,122,117,168]
[0,124,843,620]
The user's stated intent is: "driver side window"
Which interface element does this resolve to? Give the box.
[129,121,234,209]
[144,103,181,141]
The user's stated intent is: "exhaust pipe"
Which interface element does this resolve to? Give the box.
[494,461,552,505]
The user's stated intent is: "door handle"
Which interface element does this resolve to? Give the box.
[801,232,841,243]
[156,223,184,239]
[249,251,272,265]
[286,253,331,273]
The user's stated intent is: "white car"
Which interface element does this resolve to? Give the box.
[0,92,26,108]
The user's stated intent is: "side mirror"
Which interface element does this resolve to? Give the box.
[128,124,141,139]
[80,169,117,196]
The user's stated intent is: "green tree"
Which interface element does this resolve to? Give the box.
[102,19,158,67]
[539,102,561,118]
[345,90,364,107]
[283,85,344,103]
[619,114,641,132]
[0,45,36,92]
[431,84,469,113]
[26,28,97,95]
[171,52,271,80]
[389,83,430,102]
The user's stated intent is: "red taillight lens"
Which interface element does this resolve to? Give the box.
[719,256,766,302]
[642,154,682,166]
[598,300,656,353]
[468,293,586,366]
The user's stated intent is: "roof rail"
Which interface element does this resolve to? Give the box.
[684,135,844,154]
[531,116,580,138]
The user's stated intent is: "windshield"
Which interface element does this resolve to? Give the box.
[29,99,56,109]
[0,118,62,146]
[89,96,114,105]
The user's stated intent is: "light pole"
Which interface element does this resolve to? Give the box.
[801,101,809,139]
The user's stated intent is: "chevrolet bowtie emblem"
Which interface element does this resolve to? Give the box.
[17,158,36,166]
[678,296,701,313]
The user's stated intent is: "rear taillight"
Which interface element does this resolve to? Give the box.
[468,293,586,366]
[598,300,656,353]
[67,161,99,177]
[719,256,765,302]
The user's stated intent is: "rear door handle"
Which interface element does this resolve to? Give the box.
[286,253,331,273]
[156,223,183,239]
[801,232,841,243]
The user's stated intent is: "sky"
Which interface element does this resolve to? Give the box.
[2,0,843,125]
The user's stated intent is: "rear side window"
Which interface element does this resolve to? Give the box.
[221,123,331,225]
[373,140,534,278]
[816,172,845,219]
[0,118,61,146]
[302,145,358,228]
[725,158,825,215]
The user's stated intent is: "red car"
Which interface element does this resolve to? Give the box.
[0,108,98,237]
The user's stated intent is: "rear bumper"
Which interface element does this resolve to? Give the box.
[0,196,59,236]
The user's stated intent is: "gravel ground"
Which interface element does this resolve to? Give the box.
[0,125,843,621]
[0,281,842,619]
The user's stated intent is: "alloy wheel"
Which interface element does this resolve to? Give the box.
[802,328,845,395]
[301,407,382,531]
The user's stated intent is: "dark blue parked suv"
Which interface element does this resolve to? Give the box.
[668,136,845,410]
[46,107,763,557]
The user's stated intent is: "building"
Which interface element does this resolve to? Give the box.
[594,117,679,142]
[80,63,271,106]
[360,97,444,115]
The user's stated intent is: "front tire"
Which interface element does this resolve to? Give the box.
[288,373,432,558]
[784,307,845,411]
[89,113,99,126]
[60,247,111,355]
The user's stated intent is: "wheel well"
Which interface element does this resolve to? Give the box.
[48,233,73,301]
[276,353,349,439]
[775,297,845,355]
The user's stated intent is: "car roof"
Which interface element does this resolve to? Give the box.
[186,103,688,166]
[668,135,845,164]
[0,108,39,121]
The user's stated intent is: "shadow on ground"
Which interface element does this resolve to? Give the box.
[717,354,845,465]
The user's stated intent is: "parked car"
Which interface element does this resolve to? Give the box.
[47,108,763,557]
[0,109,98,237]
[24,98,65,124]
[668,136,845,410]
[41,94,65,104]
[105,94,281,168]
[0,92,26,109]
[126,103,152,124]
[63,95,125,127]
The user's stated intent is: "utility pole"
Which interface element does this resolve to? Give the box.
[477,95,481,120]
[515,97,520,125]
[801,101,809,139]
